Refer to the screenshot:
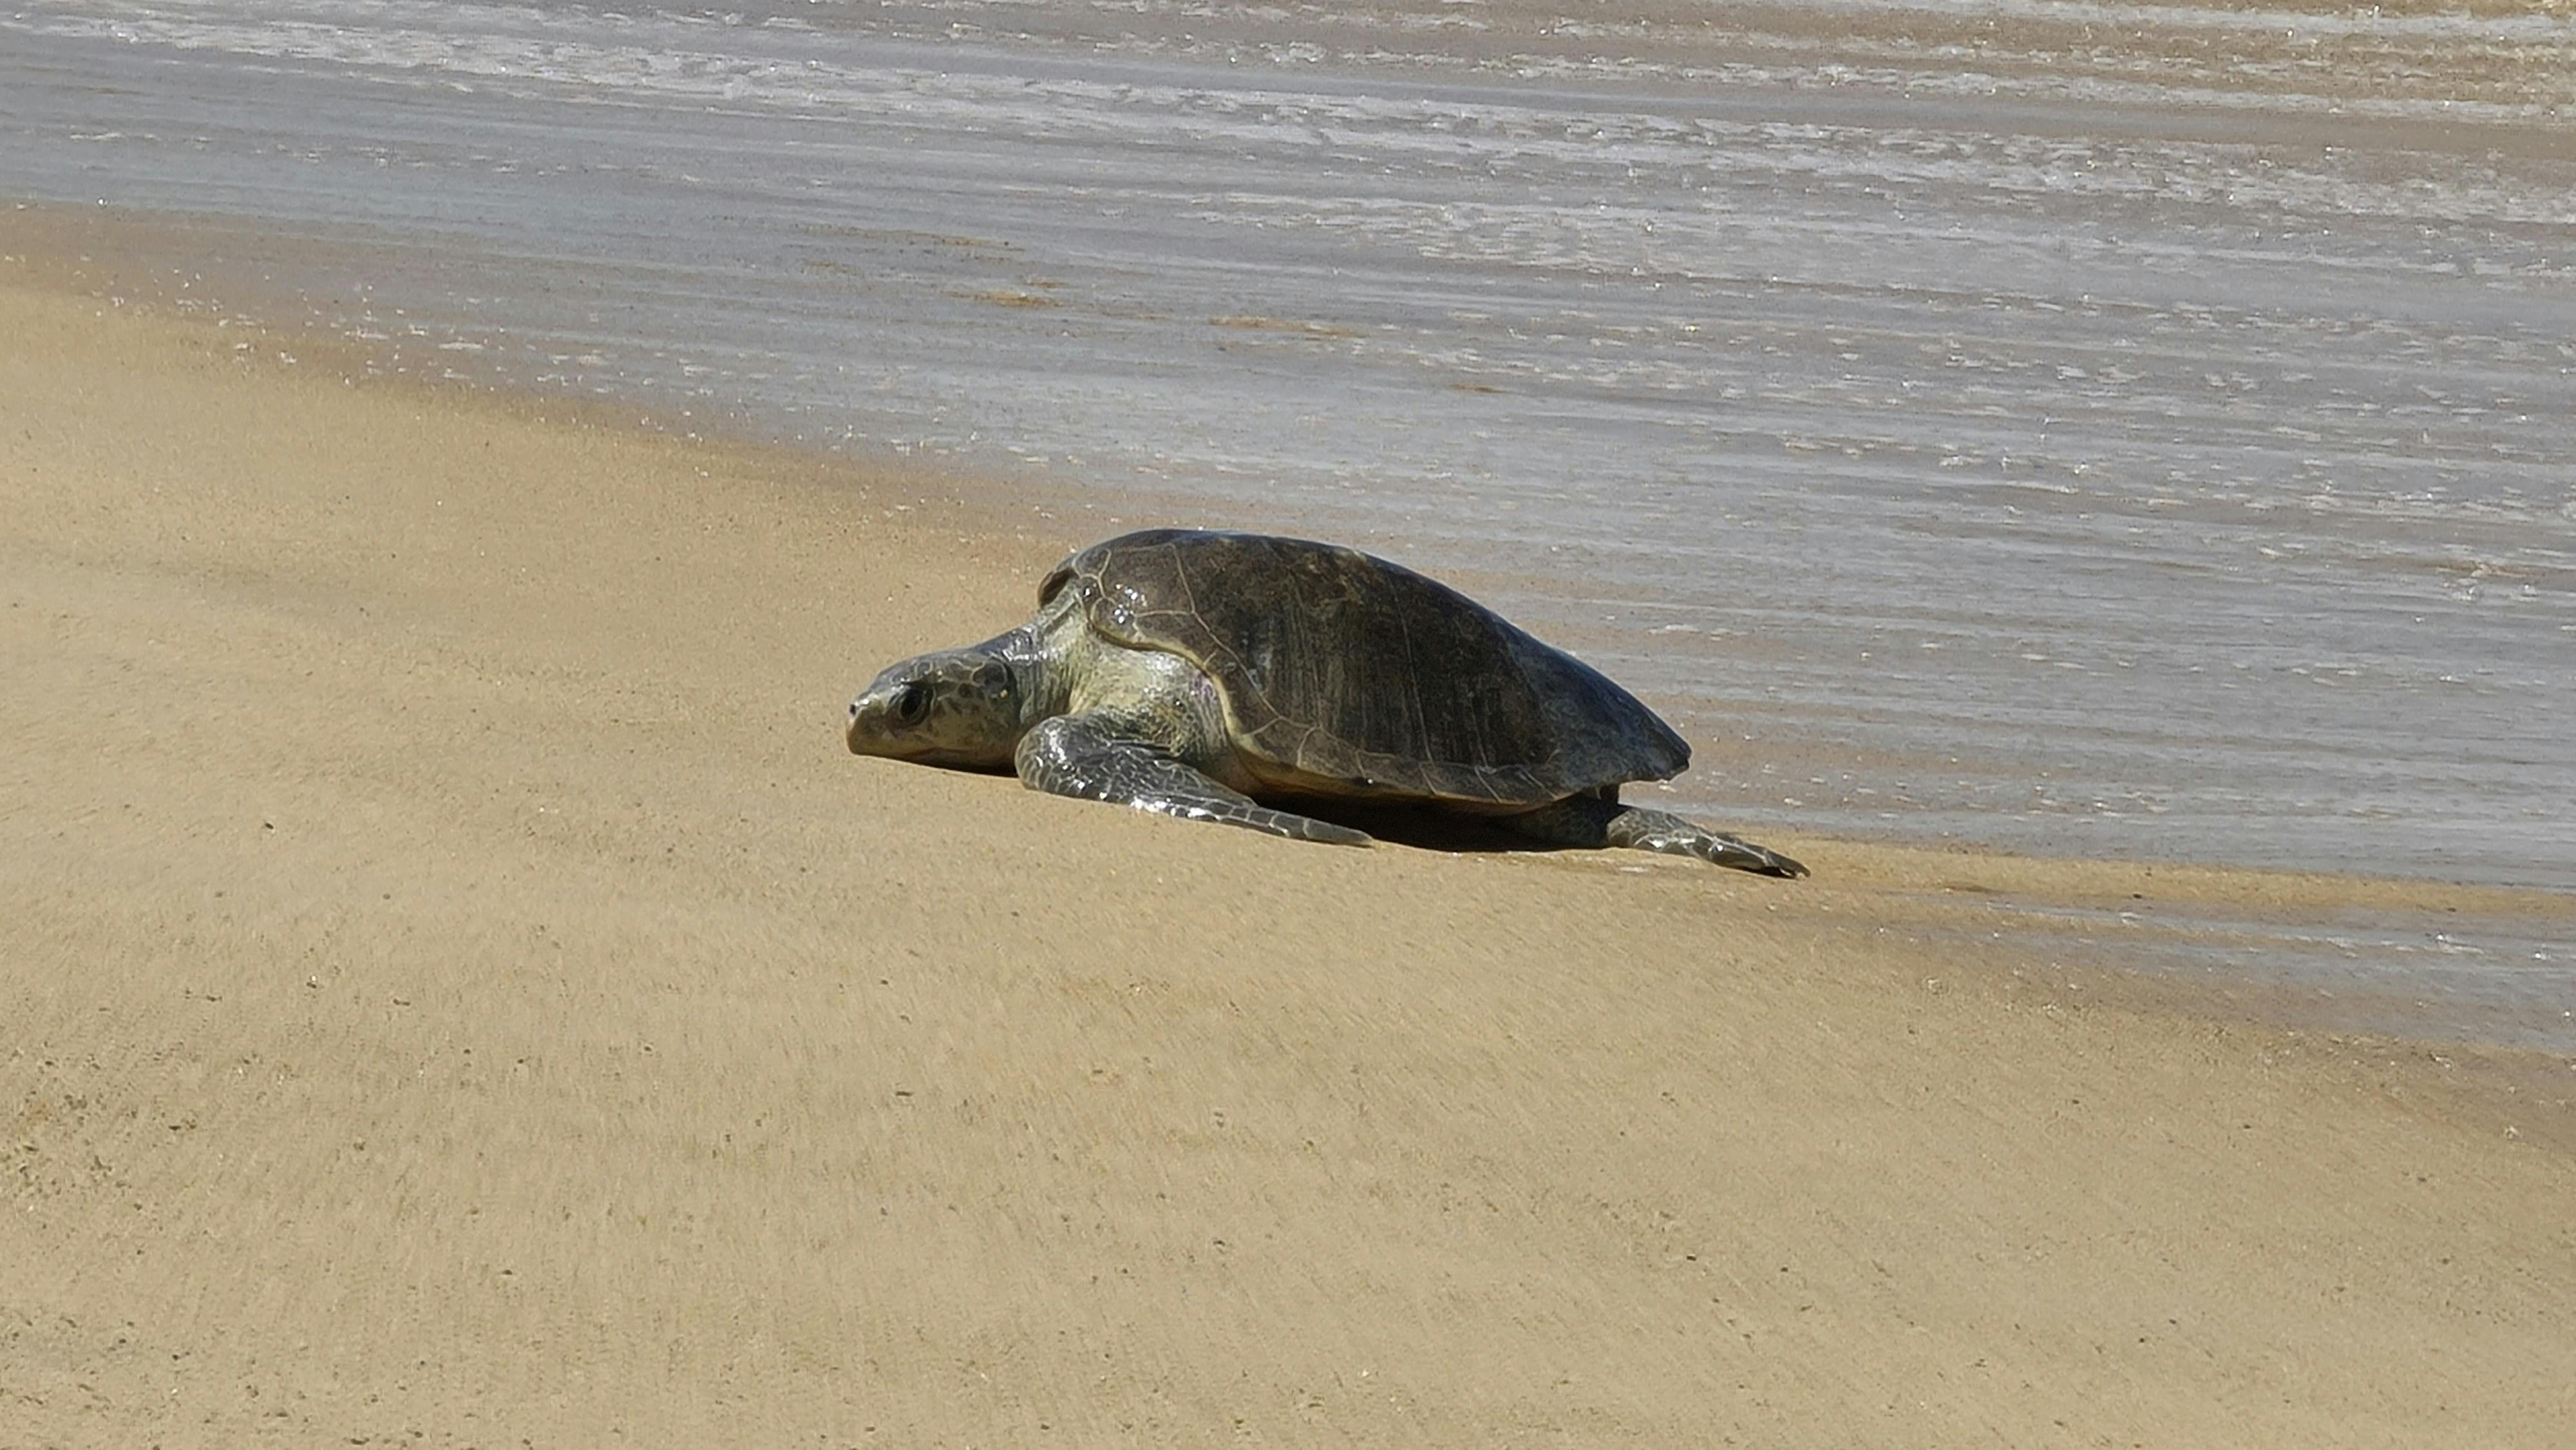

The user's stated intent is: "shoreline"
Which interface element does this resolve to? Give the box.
[6,250,2573,1442]
[11,0,2575,892]
[10,202,2573,1049]
[15,196,2576,898]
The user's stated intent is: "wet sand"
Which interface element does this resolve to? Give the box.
[7,259,2575,1443]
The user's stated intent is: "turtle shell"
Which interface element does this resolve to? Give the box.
[1039,529,1690,805]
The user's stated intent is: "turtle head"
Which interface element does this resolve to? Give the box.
[846,639,1027,769]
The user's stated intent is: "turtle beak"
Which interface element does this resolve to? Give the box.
[844,694,872,755]
[844,668,901,756]
[844,674,910,757]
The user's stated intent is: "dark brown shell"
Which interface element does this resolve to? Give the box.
[1039,529,1690,805]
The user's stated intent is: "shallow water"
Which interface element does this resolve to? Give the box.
[5,1,2573,912]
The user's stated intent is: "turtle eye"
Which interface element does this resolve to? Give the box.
[893,681,931,726]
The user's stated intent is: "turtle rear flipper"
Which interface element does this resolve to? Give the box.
[1509,795,1807,878]
[1016,713,1372,847]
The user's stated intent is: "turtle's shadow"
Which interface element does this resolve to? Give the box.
[1286,799,1563,855]
[929,765,1569,855]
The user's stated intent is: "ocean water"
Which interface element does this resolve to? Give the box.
[5,6,2572,939]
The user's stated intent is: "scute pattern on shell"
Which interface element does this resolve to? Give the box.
[1041,529,1691,805]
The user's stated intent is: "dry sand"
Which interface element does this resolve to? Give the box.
[5,259,2573,1447]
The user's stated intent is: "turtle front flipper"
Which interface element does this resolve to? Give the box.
[1015,714,1372,847]
[1510,795,1808,878]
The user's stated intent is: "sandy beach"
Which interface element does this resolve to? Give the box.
[6,255,2574,1445]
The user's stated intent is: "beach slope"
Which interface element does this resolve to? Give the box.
[5,274,2571,1446]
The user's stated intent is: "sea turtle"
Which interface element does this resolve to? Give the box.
[844,529,1806,877]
